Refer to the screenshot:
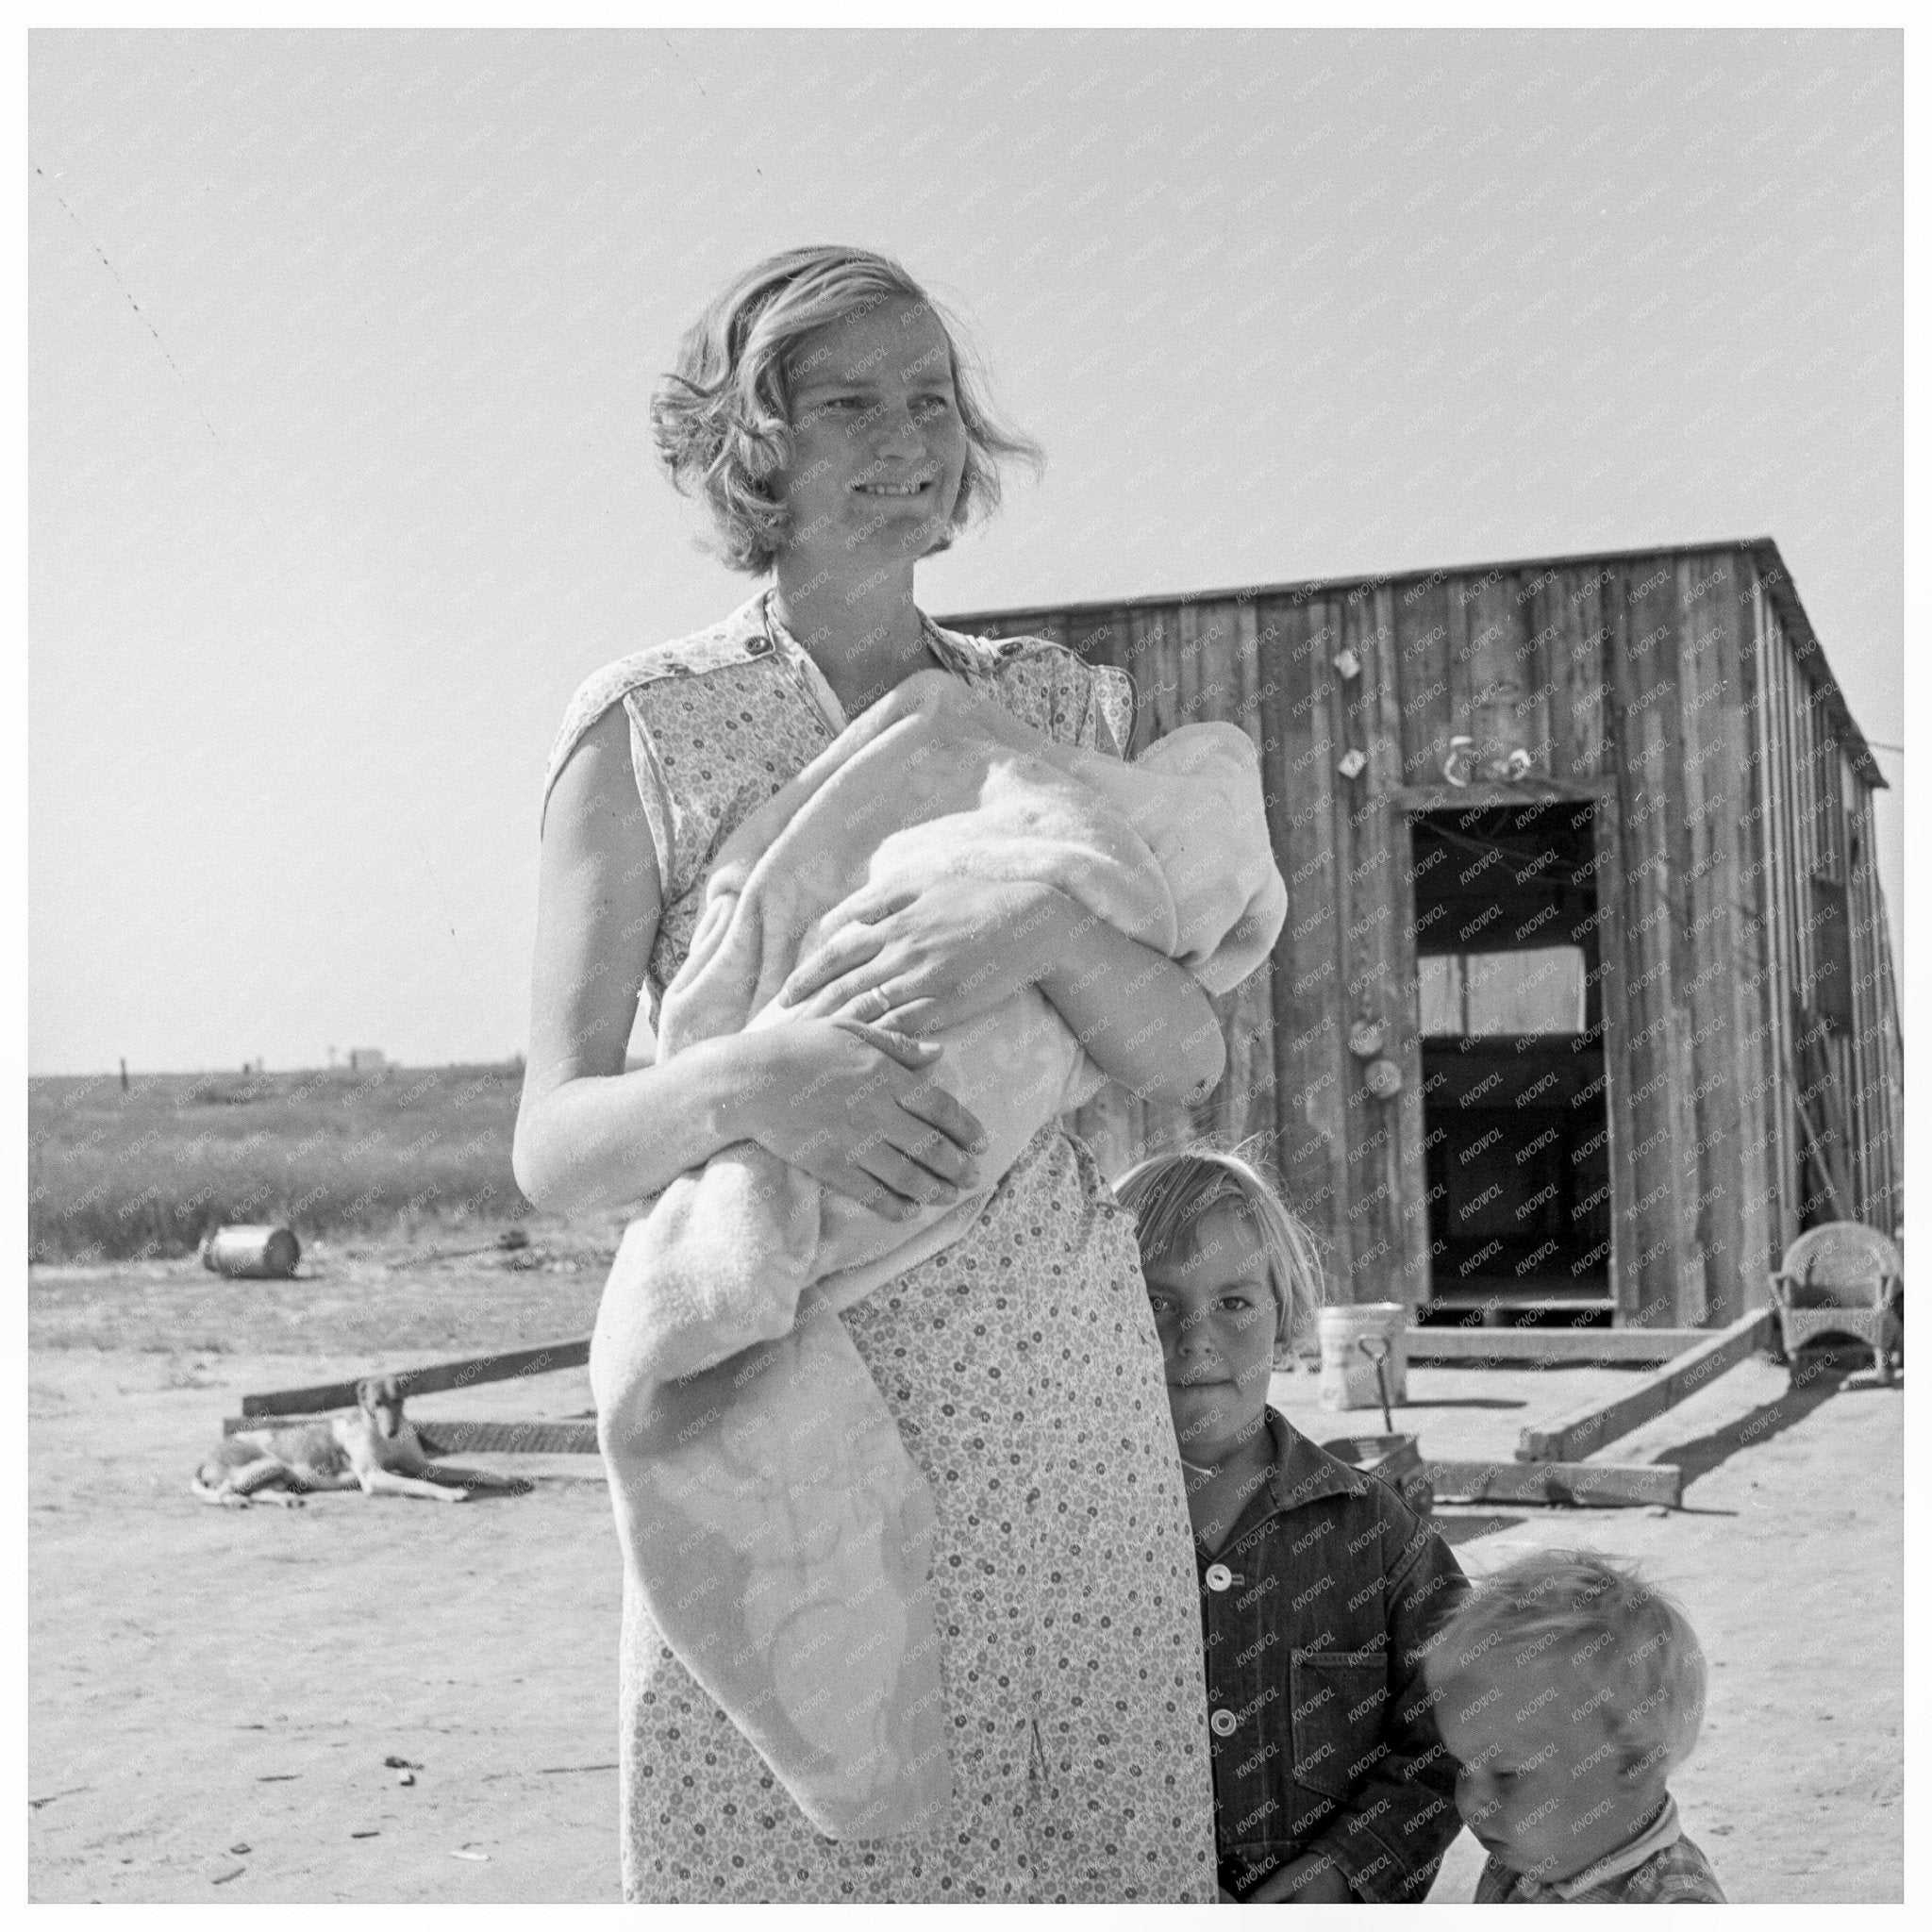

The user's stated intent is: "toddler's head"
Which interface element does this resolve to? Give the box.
[1114,1145,1324,1465]
[1425,1550,1707,1885]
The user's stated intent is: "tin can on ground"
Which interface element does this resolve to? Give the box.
[199,1224,301,1279]
[1316,1302,1408,1409]
[1321,1432,1434,1518]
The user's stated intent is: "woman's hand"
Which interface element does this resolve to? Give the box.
[747,1015,990,1218]
[776,874,1225,1107]
[775,878,1066,1037]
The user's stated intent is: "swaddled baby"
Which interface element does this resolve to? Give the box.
[590,668,1286,1840]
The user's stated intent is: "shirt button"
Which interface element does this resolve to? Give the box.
[1205,1563,1233,1592]
[1210,1707,1239,1738]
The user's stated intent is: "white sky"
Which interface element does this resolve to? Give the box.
[28,26,1904,1074]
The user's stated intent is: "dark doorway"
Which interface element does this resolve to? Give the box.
[1407,803,1612,1326]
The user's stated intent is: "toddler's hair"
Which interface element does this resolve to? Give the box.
[1428,1549,1707,1774]
[1112,1142,1325,1350]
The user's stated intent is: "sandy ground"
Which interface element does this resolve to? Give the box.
[28,1288,1902,1903]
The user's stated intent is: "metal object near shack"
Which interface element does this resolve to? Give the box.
[200,1224,301,1279]
[1322,1431,1433,1519]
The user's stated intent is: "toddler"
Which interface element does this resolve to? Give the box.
[1424,1548,1726,1902]
[1115,1146,1465,1904]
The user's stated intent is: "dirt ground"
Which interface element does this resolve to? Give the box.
[27,1251,1903,1904]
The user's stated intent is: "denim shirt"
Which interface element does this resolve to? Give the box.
[1198,1409,1467,1903]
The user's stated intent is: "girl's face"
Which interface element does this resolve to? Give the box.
[774,297,969,572]
[1142,1201,1278,1465]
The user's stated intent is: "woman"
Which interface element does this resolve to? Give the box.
[515,246,1224,1903]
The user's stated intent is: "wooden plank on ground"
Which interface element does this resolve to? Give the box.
[240,1336,592,1418]
[1427,1457,1683,1508]
[1407,1327,1708,1365]
[1514,1308,1774,1462]
[226,1414,601,1455]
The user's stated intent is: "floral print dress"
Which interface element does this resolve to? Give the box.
[542,592,1218,1903]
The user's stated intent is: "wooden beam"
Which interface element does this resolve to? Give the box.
[239,1336,591,1418]
[1407,1327,1707,1365]
[1784,1039,1853,1224]
[1424,1290,1617,1309]
[1258,594,1352,1280]
[1591,749,1642,1326]
[1427,1458,1682,1508]
[1386,779,1614,811]
[1514,1308,1773,1462]
[225,1414,600,1455]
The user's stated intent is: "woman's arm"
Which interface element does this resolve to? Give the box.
[512,706,987,1220]
[776,877,1225,1108]
[1030,891,1226,1106]
[515,706,765,1214]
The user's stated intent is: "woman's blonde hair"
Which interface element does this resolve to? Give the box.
[1112,1141,1326,1351]
[650,244,1042,575]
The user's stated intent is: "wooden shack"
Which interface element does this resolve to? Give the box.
[944,539,1901,1330]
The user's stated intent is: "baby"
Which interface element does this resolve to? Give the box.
[1115,1146,1466,1904]
[1424,1549,1726,1903]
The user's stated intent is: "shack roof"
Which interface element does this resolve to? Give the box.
[941,536,1883,791]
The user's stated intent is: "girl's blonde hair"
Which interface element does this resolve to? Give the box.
[650,244,1042,575]
[1113,1142,1326,1351]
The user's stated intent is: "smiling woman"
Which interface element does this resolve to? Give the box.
[649,245,1037,580]
[513,245,1235,1904]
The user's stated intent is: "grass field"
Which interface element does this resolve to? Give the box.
[27,1063,534,1262]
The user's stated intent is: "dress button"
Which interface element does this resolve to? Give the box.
[1205,1563,1233,1592]
[1210,1707,1238,1738]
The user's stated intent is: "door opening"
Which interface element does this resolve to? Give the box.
[1408,803,1613,1327]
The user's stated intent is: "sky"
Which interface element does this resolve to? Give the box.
[28,26,1904,1074]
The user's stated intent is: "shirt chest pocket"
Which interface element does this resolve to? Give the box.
[1289,1649,1390,1802]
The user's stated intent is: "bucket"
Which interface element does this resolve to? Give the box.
[1317,1303,1408,1411]
[200,1224,301,1279]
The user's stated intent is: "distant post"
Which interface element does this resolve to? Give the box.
[119,1058,128,1092]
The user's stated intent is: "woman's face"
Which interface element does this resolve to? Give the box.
[774,296,970,571]
[1142,1202,1278,1466]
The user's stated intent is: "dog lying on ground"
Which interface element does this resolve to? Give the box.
[192,1374,531,1507]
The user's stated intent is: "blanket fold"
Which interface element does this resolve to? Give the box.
[591,670,1286,1840]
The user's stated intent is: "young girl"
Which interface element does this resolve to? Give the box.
[1114,1147,1466,1904]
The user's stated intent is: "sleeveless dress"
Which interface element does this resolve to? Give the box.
[541,592,1219,1903]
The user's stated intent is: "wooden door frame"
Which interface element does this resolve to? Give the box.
[1389,786,1630,1321]
[1380,804,1432,1309]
